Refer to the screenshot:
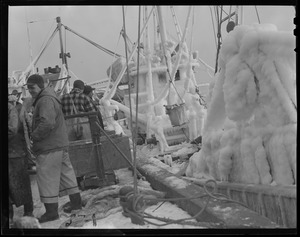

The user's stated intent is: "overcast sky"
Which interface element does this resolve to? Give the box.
[8,5,295,86]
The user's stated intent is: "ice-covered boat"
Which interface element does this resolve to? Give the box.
[8,6,296,228]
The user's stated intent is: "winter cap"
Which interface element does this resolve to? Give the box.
[83,85,95,95]
[26,74,45,89]
[73,80,85,90]
[9,89,22,102]
[11,89,19,95]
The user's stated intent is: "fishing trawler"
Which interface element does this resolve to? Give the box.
[8,6,296,228]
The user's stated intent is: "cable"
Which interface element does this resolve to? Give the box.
[133,5,142,197]
[209,6,217,50]
[122,5,134,150]
[64,25,123,58]
[254,6,261,24]
[228,6,232,24]
[189,6,195,53]
[214,6,223,74]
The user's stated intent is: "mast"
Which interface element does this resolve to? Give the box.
[56,17,69,70]
[56,17,70,94]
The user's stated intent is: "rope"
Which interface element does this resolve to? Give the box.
[36,19,57,58]
[240,6,243,25]
[103,6,155,101]
[64,25,67,61]
[64,25,123,58]
[17,26,59,85]
[189,6,195,52]
[228,6,232,24]
[164,6,193,106]
[214,6,223,74]
[254,6,261,24]
[132,5,142,197]
[209,6,217,49]
[27,17,56,24]
[122,5,134,150]
[165,68,185,105]
[107,23,122,85]
[24,9,33,68]
[218,5,229,17]
[235,6,239,25]
[170,6,182,41]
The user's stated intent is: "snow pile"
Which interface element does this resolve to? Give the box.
[186,24,296,185]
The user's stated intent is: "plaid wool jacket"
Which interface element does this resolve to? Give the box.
[61,88,96,116]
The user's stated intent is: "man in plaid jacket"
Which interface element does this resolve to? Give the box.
[61,80,95,116]
[61,80,96,141]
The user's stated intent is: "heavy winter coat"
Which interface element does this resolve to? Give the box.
[8,102,27,158]
[8,102,33,207]
[31,87,69,155]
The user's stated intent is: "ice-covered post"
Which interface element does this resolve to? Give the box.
[144,6,155,140]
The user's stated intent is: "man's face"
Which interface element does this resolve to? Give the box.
[27,84,42,98]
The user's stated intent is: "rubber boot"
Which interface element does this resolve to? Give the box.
[38,203,59,223]
[23,200,34,217]
[63,193,82,213]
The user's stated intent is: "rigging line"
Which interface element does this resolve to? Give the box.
[153,8,157,49]
[166,9,192,104]
[104,6,155,102]
[215,5,223,74]
[228,5,232,24]
[108,27,122,83]
[189,6,195,52]
[170,6,182,41]
[24,9,33,68]
[17,26,59,85]
[68,69,79,80]
[27,18,56,23]
[133,5,142,197]
[122,5,136,190]
[197,57,215,72]
[240,6,243,25]
[64,25,123,58]
[235,6,239,25]
[254,6,261,24]
[218,5,229,16]
[209,6,217,49]
[37,18,57,57]
[64,25,67,58]
[122,6,134,172]
[219,6,223,37]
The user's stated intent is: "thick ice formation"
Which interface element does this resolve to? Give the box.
[186,24,296,185]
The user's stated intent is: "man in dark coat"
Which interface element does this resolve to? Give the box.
[8,99,34,222]
[26,74,82,223]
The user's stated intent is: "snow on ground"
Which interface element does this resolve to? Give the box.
[81,202,203,229]
[186,23,296,186]
[12,165,204,229]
